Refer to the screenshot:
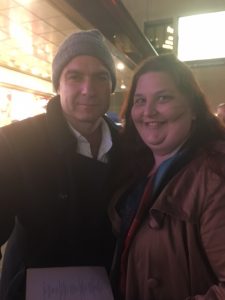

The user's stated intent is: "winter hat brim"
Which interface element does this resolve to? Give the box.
[52,29,116,92]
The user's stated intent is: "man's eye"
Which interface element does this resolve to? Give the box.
[69,74,82,81]
[96,73,110,81]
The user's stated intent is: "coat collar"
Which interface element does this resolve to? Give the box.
[46,95,121,156]
[46,95,77,155]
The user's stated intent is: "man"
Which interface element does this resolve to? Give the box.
[216,102,225,125]
[0,29,120,299]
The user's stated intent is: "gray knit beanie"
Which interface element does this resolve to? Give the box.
[52,29,116,92]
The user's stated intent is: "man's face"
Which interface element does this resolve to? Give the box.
[57,55,112,130]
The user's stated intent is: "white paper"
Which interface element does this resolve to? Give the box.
[26,266,114,300]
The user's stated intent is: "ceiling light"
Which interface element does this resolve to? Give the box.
[165,39,173,46]
[167,26,174,34]
[162,44,173,49]
[116,62,125,70]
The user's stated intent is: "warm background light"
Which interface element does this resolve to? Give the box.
[178,11,225,61]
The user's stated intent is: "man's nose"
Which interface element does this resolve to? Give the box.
[81,78,95,95]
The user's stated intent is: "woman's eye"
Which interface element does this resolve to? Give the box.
[158,95,173,103]
[133,97,146,105]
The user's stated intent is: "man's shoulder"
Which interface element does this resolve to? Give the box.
[2,113,45,129]
[0,114,47,145]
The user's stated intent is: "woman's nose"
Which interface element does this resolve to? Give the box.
[143,100,157,117]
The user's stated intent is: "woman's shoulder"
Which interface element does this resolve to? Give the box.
[205,139,225,168]
[210,139,225,154]
[190,139,225,175]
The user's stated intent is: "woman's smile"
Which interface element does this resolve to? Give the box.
[131,71,195,155]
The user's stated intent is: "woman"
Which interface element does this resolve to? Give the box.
[109,54,225,300]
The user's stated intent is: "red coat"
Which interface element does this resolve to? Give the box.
[110,140,225,300]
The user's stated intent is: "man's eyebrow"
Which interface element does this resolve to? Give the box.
[93,70,110,75]
[64,69,81,75]
[64,69,110,76]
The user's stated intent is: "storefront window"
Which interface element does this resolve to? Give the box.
[0,86,49,127]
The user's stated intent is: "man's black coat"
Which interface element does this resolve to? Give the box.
[0,96,120,299]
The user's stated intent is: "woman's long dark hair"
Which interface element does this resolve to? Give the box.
[117,54,225,185]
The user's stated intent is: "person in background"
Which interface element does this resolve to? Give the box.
[0,29,120,300]
[109,54,225,300]
[216,102,225,125]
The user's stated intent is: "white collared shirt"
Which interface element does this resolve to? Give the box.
[68,118,112,163]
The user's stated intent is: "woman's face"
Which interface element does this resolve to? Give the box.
[131,71,195,156]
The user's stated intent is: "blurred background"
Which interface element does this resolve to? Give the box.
[0,0,225,126]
